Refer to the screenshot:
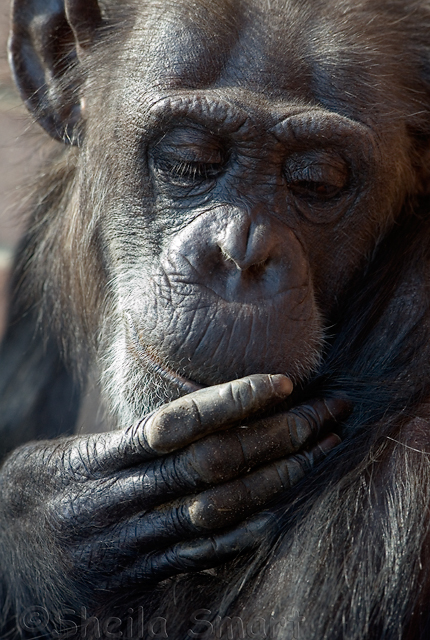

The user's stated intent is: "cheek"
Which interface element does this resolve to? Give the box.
[300,189,402,309]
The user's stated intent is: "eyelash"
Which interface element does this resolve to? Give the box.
[287,180,343,199]
[172,161,222,181]
[156,159,223,183]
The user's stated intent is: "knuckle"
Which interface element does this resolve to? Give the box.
[188,495,218,530]
[219,379,245,410]
[288,404,322,442]
[219,376,259,414]
[277,452,312,487]
[236,377,256,406]
[174,538,217,565]
[293,450,314,476]
[144,400,199,453]
[188,481,249,530]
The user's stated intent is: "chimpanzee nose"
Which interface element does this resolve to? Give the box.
[163,204,302,303]
[218,209,277,271]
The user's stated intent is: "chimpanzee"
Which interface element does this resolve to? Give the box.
[2,0,430,638]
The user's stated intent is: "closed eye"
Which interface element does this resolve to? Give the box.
[156,159,224,183]
[151,125,227,187]
[284,153,349,202]
[288,180,344,200]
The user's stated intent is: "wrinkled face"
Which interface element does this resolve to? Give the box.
[81,0,416,422]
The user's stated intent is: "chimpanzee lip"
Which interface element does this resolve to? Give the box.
[125,313,203,394]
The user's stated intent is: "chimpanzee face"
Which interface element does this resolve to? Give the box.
[72,1,415,421]
[9,0,419,422]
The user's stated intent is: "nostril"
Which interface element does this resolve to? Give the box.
[248,256,271,273]
[217,213,277,272]
[218,244,271,272]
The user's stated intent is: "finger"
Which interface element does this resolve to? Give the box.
[182,396,350,485]
[104,512,277,588]
[67,399,347,523]
[77,374,293,475]
[134,397,347,503]
[93,434,340,551]
[188,433,341,531]
[72,435,338,570]
[144,374,293,454]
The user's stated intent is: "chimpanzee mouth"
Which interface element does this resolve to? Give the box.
[125,313,203,394]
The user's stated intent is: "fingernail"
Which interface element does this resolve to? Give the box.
[317,433,342,456]
[270,374,293,397]
[323,398,353,421]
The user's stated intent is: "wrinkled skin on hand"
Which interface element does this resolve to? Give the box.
[1,374,345,605]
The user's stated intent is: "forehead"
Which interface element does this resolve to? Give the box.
[103,0,423,130]
[134,0,313,91]
[131,3,404,85]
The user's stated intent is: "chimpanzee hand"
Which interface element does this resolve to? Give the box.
[0,374,346,604]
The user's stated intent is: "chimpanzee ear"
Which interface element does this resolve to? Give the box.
[9,0,102,145]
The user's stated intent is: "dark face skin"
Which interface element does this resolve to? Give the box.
[78,0,414,423]
[2,0,429,633]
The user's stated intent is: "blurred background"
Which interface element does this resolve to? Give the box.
[0,1,49,338]
[0,5,104,431]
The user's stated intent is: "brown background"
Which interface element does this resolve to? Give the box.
[0,0,49,337]
[0,5,106,432]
